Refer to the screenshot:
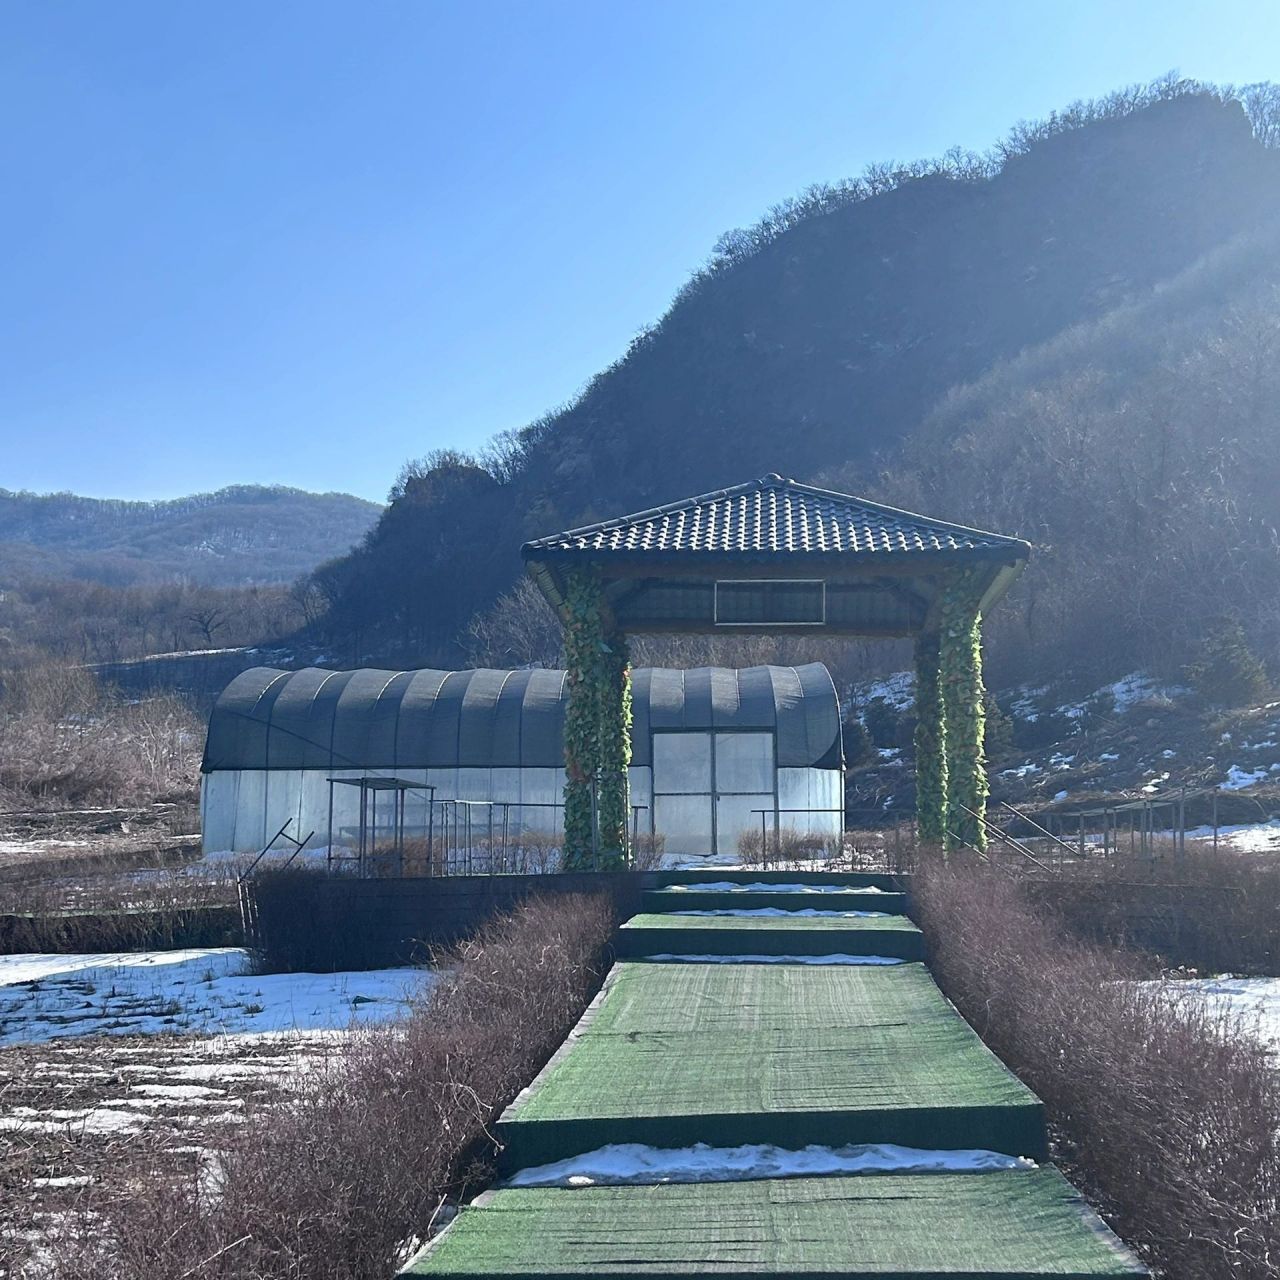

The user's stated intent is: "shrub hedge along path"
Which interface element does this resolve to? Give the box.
[400,870,1146,1279]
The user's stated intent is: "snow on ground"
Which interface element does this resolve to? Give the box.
[663,881,886,894]
[1220,764,1278,791]
[1000,762,1041,779]
[0,948,430,1046]
[856,671,915,712]
[1185,819,1280,854]
[0,838,95,856]
[1159,976,1280,1053]
[1055,672,1189,721]
[662,855,855,872]
[506,1142,1033,1188]
[198,844,340,872]
[1009,685,1050,721]
[669,907,887,918]
[0,1021,355,1246]
[642,953,905,965]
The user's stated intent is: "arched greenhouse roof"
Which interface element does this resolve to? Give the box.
[202,664,842,773]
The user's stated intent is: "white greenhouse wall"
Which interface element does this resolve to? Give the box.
[201,761,841,857]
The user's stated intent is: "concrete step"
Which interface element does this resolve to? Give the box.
[642,887,908,914]
[616,911,925,960]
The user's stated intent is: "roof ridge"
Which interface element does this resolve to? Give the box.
[522,473,1030,556]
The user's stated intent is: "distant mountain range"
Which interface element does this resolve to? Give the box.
[0,485,382,588]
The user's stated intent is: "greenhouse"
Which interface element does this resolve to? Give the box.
[200,662,843,859]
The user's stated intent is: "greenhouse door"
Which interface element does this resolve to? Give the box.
[651,730,776,856]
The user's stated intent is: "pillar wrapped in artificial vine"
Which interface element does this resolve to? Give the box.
[913,628,948,845]
[560,569,632,870]
[939,569,988,851]
[595,634,632,868]
[562,570,605,868]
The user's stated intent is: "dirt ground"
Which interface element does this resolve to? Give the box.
[0,1028,337,1270]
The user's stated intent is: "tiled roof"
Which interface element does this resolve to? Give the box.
[523,475,1028,560]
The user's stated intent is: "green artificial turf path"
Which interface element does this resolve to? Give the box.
[498,960,1043,1168]
[616,911,925,959]
[399,1168,1146,1278]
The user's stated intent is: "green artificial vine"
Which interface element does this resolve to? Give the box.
[561,569,631,870]
[913,629,948,846]
[939,569,989,852]
[595,634,632,866]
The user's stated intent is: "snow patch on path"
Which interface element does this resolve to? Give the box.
[669,907,888,918]
[664,881,886,895]
[506,1142,1035,1188]
[641,953,905,966]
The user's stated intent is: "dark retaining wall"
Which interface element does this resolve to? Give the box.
[245,870,654,971]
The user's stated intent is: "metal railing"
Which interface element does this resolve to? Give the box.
[326,789,651,878]
[744,807,911,872]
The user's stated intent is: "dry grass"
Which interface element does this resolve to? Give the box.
[736,826,841,869]
[914,859,1280,1280]
[15,891,615,1280]
[0,663,201,810]
[0,838,240,954]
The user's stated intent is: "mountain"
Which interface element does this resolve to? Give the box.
[0,485,383,588]
[312,81,1280,686]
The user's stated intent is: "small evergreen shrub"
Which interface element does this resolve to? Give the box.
[1185,619,1271,709]
[861,697,900,748]
[983,692,1014,761]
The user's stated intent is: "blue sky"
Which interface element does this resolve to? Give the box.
[2,1,1277,503]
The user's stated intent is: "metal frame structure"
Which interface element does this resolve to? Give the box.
[326,775,436,877]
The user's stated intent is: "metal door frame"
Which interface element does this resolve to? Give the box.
[650,727,779,855]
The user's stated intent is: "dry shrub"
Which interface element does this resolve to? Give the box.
[374,831,663,878]
[397,831,566,877]
[915,860,1280,1280]
[0,902,240,954]
[629,831,666,871]
[27,891,615,1280]
[0,843,240,954]
[0,662,201,808]
[736,826,848,870]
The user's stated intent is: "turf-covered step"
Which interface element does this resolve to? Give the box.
[497,960,1044,1169]
[616,911,925,960]
[658,868,902,892]
[398,1168,1146,1277]
[642,888,908,914]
